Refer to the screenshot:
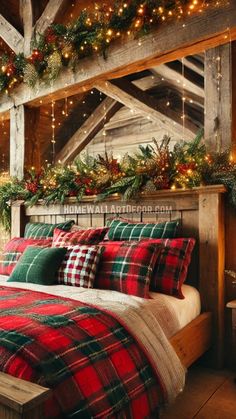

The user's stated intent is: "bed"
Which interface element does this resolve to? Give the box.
[0,185,225,418]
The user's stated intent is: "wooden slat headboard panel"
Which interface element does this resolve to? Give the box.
[11,185,226,366]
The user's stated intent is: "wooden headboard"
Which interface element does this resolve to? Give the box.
[11,185,226,366]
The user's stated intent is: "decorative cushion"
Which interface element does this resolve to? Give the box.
[95,241,162,298]
[148,238,196,298]
[52,227,109,247]
[107,219,179,241]
[24,220,75,239]
[8,246,67,285]
[0,237,52,276]
[58,245,104,288]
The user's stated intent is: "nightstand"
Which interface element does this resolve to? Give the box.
[226,300,236,370]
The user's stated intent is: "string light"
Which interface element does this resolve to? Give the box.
[51,100,56,164]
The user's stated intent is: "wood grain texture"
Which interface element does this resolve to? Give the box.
[95,79,198,135]
[34,0,66,34]
[20,0,33,56]
[205,43,233,151]
[0,14,23,54]
[199,192,225,367]
[0,3,235,109]
[0,372,50,419]
[10,105,25,179]
[170,313,212,368]
[56,97,121,163]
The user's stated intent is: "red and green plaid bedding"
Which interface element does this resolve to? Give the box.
[0,286,162,418]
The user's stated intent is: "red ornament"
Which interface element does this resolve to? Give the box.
[176,162,196,175]
[68,190,77,197]
[30,49,44,63]
[45,27,57,44]
[25,181,38,194]
[6,62,16,77]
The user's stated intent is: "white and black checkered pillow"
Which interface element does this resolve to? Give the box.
[58,245,103,288]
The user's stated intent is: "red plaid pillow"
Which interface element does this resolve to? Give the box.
[95,241,162,298]
[52,227,108,247]
[58,245,103,287]
[0,237,52,276]
[148,238,195,298]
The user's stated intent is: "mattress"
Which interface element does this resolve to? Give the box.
[0,275,200,339]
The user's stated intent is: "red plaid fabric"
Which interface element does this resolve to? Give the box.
[0,287,162,418]
[0,237,52,276]
[147,238,195,298]
[52,227,108,247]
[95,241,162,298]
[58,245,104,287]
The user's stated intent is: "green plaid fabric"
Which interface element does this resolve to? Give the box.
[107,219,179,241]
[24,220,74,239]
[8,246,67,285]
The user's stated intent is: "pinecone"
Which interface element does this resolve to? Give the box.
[143,180,157,193]
[46,51,62,81]
[23,63,38,87]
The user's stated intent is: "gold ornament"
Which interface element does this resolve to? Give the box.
[23,63,38,87]
[46,51,62,81]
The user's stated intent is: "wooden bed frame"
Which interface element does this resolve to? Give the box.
[0,185,225,418]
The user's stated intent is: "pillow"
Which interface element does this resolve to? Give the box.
[58,245,104,288]
[52,227,109,247]
[24,220,75,239]
[0,237,52,276]
[95,241,162,298]
[148,238,196,298]
[8,246,67,285]
[107,219,179,241]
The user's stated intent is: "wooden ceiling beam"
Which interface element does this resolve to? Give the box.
[56,97,122,163]
[95,79,198,135]
[34,0,67,35]
[0,3,235,110]
[152,64,204,97]
[0,14,23,53]
[181,56,204,77]
[20,0,33,56]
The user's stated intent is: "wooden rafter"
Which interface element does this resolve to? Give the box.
[56,97,122,163]
[95,79,198,135]
[0,2,235,111]
[0,14,23,54]
[152,64,204,97]
[20,0,33,56]
[34,0,66,35]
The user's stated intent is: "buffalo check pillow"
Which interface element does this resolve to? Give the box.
[95,241,162,298]
[24,220,75,239]
[58,245,104,287]
[0,237,52,276]
[52,227,109,247]
[148,238,196,299]
[107,219,179,241]
[8,246,67,285]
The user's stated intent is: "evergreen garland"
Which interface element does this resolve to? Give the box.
[0,0,225,94]
[0,133,236,232]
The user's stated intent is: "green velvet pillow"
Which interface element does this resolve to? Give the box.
[8,246,67,285]
[24,220,74,239]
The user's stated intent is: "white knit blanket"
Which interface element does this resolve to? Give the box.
[0,277,185,403]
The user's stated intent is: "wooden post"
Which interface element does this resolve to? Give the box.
[199,192,225,367]
[24,107,41,170]
[11,201,27,238]
[205,42,236,153]
[10,105,25,179]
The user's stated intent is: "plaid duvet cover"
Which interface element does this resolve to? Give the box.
[0,286,162,418]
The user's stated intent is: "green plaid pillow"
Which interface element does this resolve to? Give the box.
[107,219,179,241]
[24,220,74,239]
[8,246,67,285]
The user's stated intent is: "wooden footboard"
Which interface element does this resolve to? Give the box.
[170,312,213,368]
[0,372,50,419]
